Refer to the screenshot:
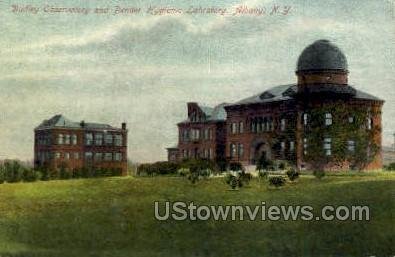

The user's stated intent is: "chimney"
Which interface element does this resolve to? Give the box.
[122,122,127,130]
[80,120,85,128]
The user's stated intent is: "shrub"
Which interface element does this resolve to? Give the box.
[230,176,238,189]
[385,162,395,171]
[187,172,199,184]
[313,170,325,180]
[4,161,23,183]
[269,176,286,188]
[258,170,268,180]
[22,169,39,182]
[177,168,189,177]
[278,161,288,170]
[256,155,274,171]
[229,162,243,172]
[286,168,299,181]
[0,166,5,184]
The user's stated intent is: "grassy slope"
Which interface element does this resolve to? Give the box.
[0,173,394,257]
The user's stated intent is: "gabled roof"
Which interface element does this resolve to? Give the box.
[226,84,383,107]
[35,115,119,130]
[231,84,297,106]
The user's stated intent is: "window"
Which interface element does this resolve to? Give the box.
[94,152,103,161]
[239,122,244,133]
[191,129,200,140]
[74,152,79,160]
[325,113,332,126]
[281,141,286,152]
[114,153,122,161]
[71,134,77,145]
[85,152,93,160]
[303,138,308,155]
[64,153,70,159]
[268,118,274,131]
[303,113,308,126]
[230,143,237,158]
[104,153,113,161]
[323,138,332,156]
[367,117,373,130]
[290,141,295,152]
[57,134,64,145]
[64,135,70,145]
[347,140,356,153]
[105,134,113,145]
[114,135,123,146]
[348,116,354,124]
[231,123,237,134]
[55,152,61,159]
[182,150,187,158]
[280,119,286,131]
[182,130,189,142]
[238,144,244,158]
[208,148,213,159]
[95,133,103,145]
[85,133,93,145]
[203,128,209,140]
[209,129,213,140]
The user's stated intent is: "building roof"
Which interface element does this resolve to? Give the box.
[297,39,348,72]
[227,84,383,107]
[35,114,120,130]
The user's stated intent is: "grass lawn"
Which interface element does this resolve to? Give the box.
[0,172,394,257]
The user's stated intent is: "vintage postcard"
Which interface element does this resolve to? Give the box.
[0,0,394,256]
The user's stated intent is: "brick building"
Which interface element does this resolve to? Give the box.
[167,102,227,163]
[34,115,128,175]
[167,40,384,171]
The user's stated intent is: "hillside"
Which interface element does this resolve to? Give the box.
[0,174,394,257]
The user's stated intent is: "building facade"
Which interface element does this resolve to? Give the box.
[168,102,227,163]
[34,115,128,175]
[167,40,384,171]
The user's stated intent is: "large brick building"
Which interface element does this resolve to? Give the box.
[34,115,128,175]
[167,40,384,171]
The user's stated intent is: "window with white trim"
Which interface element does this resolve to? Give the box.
[325,113,332,126]
[323,137,332,156]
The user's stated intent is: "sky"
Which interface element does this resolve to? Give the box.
[0,0,394,162]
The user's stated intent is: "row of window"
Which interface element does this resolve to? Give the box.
[228,113,374,136]
[36,151,124,161]
[181,148,213,159]
[303,138,356,156]
[181,128,213,142]
[230,118,287,135]
[84,133,123,146]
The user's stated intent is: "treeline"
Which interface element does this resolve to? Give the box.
[0,160,122,184]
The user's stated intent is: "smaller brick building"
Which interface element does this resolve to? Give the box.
[167,103,227,162]
[34,115,128,175]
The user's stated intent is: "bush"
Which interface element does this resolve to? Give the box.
[313,170,325,180]
[256,155,274,171]
[23,169,39,182]
[258,170,268,180]
[0,166,5,184]
[229,162,244,172]
[269,176,286,188]
[138,161,180,176]
[187,172,199,184]
[385,162,395,171]
[4,161,23,183]
[286,168,299,181]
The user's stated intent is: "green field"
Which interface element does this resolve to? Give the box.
[0,173,394,257]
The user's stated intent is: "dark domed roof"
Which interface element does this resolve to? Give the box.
[296,40,348,72]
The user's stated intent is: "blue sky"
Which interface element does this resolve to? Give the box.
[0,0,394,162]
